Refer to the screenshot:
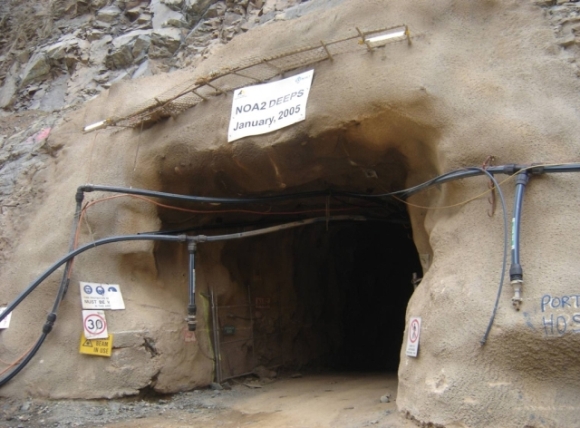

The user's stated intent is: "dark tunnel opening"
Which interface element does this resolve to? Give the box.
[291,219,421,372]
[214,212,422,380]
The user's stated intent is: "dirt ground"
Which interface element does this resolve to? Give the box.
[0,372,418,428]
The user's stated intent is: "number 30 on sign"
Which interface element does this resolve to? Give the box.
[82,310,108,339]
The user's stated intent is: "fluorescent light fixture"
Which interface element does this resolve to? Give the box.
[364,25,408,48]
[83,120,108,133]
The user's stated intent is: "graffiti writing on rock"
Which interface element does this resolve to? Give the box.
[540,294,580,336]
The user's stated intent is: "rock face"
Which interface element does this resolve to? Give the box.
[2,1,580,428]
[0,0,307,116]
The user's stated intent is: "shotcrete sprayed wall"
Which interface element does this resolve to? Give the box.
[1,1,580,427]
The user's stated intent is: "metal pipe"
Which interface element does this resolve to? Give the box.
[187,242,197,331]
[509,171,530,310]
[193,215,366,243]
[210,289,223,384]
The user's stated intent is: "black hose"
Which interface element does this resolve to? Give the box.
[510,172,529,281]
[79,164,580,206]
[81,185,355,205]
[478,167,509,346]
[2,161,579,386]
[0,234,186,387]
[0,333,47,388]
[355,163,580,199]
[0,234,187,324]
[46,190,85,325]
[508,172,529,311]
[0,217,362,385]
[542,164,580,173]
[187,242,197,331]
[0,191,84,388]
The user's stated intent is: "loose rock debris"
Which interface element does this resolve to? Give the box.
[0,373,414,428]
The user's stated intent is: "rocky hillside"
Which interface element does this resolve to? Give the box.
[0,0,578,257]
[0,0,317,262]
[0,0,310,113]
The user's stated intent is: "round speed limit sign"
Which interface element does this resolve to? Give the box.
[82,310,108,339]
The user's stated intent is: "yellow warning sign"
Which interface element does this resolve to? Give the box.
[79,333,113,357]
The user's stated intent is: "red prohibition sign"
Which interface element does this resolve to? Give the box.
[410,319,420,344]
[84,313,107,335]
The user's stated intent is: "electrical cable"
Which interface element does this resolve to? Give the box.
[12,163,580,321]
[0,234,187,325]
[477,168,509,346]
[0,234,187,387]
[69,194,362,274]
[2,161,580,387]
[82,193,362,217]
[357,162,580,199]
[81,185,354,205]
[11,218,365,313]
[0,344,35,374]
[75,194,363,241]
[0,334,47,387]
[79,163,580,208]
[0,216,363,386]
[77,163,580,218]
[79,171,499,205]
[0,191,87,388]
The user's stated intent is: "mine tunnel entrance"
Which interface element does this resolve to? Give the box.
[214,213,421,380]
[153,129,432,383]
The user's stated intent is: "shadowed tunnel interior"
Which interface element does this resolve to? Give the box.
[291,220,421,372]
[152,130,431,379]
[216,215,422,378]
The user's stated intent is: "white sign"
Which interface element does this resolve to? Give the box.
[82,310,108,339]
[405,317,422,357]
[80,282,125,310]
[228,69,314,142]
[0,307,12,329]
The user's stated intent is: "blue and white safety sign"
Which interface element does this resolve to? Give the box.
[80,282,125,310]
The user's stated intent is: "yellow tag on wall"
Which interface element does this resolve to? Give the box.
[79,333,113,357]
